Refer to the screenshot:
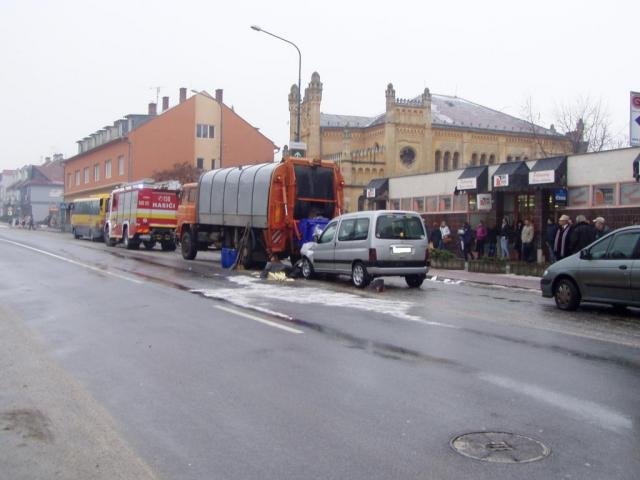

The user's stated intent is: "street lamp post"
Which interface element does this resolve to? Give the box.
[251,25,301,143]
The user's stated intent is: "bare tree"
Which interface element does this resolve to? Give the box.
[522,96,551,157]
[523,95,624,154]
[152,162,202,184]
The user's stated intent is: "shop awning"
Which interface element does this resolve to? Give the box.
[364,177,388,199]
[528,155,567,187]
[492,161,529,190]
[456,166,488,193]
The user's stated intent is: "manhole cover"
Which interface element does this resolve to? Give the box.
[450,432,550,463]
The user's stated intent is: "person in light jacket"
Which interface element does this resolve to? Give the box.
[521,219,535,263]
[439,220,451,249]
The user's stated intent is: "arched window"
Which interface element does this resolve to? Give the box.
[470,153,478,166]
[515,156,521,162]
[523,156,529,161]
[480,154,486,165]
[365,168,370,175]
[435,150,441,172]
[443,151,450,171]
[506,155,513,163]
[489,154,496,164]
[452,152,460,169]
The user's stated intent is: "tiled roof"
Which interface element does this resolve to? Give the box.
[320,93,560,137]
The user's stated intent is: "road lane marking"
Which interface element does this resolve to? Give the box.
[215,305,303,334]
[0,238,142,284]
[479,373,632,433]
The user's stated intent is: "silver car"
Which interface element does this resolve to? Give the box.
[300,210,429,288]
[541,225,640,310]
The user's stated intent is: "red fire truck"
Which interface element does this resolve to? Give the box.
[104,182,179,251]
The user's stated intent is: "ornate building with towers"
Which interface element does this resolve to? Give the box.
[289,72,573,211]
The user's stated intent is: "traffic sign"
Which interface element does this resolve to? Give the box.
[631,92,640,146]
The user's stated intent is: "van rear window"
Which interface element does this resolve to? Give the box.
[375,214,425,240]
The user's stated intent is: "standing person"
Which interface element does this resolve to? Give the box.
[486,221,498,257]
[430,221,442,249]
[593,217,610,239]
[521,219,535,263]
[439,220,451,249]
[554,215,573,260]
[513,220,524,261]
[544,218,558,263]
[28,215,34,230]
[475,220,487,258]
[459,222,474,261]
[570,214,596,253]
[498,218,511,259]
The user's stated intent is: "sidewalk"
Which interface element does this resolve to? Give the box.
[428,267,541,290]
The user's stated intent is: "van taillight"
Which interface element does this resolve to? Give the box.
[368,248,377,262]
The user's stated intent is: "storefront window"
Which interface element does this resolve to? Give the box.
[412,197,425,212]
[467,195,477,212]
[389,199,401,210]
[620,183,640,205]
[453,193,468,211]
[401,198,411,210]
[568,186,589,207]
[425,196,438,212]
[438,195,452,211]
[593,184,616,206]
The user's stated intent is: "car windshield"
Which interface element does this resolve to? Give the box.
[375,213,425,240]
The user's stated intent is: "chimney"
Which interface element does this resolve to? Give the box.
[148,102,157,116]
[162,96,169,112]
[215,89,223,103]
[179,87,187,103]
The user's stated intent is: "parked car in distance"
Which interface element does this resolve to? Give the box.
[541,225,640,310]
[300,210,429,288]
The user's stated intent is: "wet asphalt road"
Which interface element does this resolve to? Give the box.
[1,226,639,480]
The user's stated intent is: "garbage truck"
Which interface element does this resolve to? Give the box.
[176,156,344,267]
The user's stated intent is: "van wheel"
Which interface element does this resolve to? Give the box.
[405,274,425,288]
[351,262,370,288]
[554,278,580,311]
[143,241,155,250]
[301,257,314,279]
[181,231,197,259]
[104,227,115,247]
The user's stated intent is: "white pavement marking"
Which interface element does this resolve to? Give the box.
[0,238,142,284]
[215,305,303,335]
[195,276,461,330]
[479,373,632,433]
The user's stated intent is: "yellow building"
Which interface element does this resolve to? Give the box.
[289,72,573,211]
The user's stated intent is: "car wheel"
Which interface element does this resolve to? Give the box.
[351,262,370,288]
[554,278,581,311]
[405,274,425,288]
[301,257,314,279]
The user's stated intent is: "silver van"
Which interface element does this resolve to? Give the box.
[299,210,429,288]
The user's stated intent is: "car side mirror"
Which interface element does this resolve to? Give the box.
[313,233,320,242]
[580,249,591,260]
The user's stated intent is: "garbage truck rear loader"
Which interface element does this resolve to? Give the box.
[177,157,344,267]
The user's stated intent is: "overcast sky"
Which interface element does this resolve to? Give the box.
[1,0,637,171]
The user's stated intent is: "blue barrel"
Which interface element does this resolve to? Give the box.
[297,217,329,246]
[221,248,237,268]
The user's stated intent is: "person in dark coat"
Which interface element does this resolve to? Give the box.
[486,221,498,257]
[513,220,524,261]
[544,218,559,263]
[554,215,573,260]
[459,222,474,261]
[430,222,442,249]
[570,214,596,253]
